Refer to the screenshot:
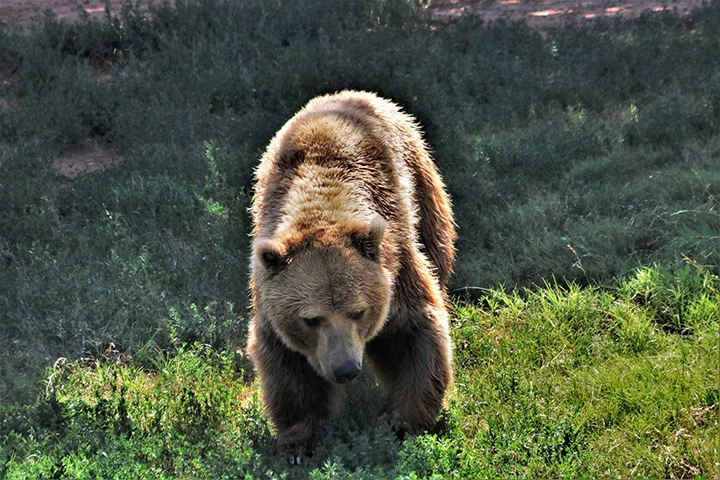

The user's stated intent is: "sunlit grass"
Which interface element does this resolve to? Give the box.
[2,265,716,478]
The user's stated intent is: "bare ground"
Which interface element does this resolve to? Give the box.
[428,0,706,30]
[0,0,165,28]
[0,0,707,179]
[0,0,707,30]
[53,141,123,180]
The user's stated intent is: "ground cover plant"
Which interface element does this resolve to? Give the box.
[1,264,717,478]
[0,0,718,477]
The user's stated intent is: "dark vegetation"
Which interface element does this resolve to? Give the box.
[0,0,718,477]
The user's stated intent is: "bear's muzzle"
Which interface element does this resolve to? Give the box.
[333,359,362,384]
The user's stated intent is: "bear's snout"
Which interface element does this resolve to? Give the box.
[333,359,361,384]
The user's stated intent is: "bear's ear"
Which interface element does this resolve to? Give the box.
[254,238,289,275]
[277,146,305,171]
[350,216,386,262]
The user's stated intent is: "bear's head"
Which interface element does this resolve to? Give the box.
[252,216,390,384]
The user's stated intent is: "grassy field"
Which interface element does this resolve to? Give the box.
[0,0,718,477]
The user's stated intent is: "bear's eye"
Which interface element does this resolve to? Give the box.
[303,316,324,327]
[349,310,365,321]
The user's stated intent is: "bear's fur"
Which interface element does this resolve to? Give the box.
[247,90,456,446]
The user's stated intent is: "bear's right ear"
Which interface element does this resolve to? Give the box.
[350,216,386,262]
[277,146,305,171]
[254,238,289,275]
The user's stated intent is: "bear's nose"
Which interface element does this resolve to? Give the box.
[334,360,361,384]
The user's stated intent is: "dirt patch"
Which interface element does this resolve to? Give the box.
[53,142,122,179]
[1,0,706,178]
[0,0,706,30]
[428,0,706,30]
[0,96,20,110]
[0,0,166,28]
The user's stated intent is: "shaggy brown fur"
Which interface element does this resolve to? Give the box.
[247,90,456,446]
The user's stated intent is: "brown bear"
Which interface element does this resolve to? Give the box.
[247,90,456,446]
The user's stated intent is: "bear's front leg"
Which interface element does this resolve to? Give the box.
[365,307,452,432]
[247,321,343,446]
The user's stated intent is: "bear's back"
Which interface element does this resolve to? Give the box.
[252,91,456,287]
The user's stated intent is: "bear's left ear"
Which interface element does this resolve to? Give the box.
[254,238,289,275]
[350,216,386,262]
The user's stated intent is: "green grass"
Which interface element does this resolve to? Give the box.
[1,0,719,477]
[1,264,717,478]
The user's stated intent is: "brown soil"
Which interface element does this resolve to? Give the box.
[53,142,123,180]
[0,0,706,30]
[428,0,706,31]
[0,0,706,180]
[0,0,166,28]
[0,96,20,110]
